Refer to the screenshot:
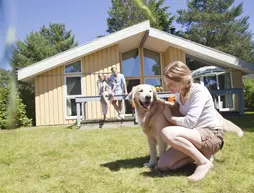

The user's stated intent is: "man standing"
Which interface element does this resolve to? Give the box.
[109,67,127,120]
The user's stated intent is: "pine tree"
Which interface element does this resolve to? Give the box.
[177,0,254,62]
[107,0,174,33]
[10,23,78,125]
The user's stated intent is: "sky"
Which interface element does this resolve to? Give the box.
[0,0,254,69]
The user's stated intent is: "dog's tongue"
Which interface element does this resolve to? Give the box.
[143,102,151,108]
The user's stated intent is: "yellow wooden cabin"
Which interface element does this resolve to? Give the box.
[18,21,254,126]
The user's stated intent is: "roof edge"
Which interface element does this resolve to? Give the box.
[150,27,254,74]
[18,20,151,82]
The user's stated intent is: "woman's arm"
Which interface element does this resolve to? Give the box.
[171,88,207,128]
[122,75,127,94]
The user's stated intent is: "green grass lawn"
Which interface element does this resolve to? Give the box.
[0,114,254,193]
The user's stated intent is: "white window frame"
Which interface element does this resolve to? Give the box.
[64,60,82,75]
[121,48,141,78]
[143,47,163,88]
[64,75,84,119]
[143,47,162,76]
[198,71,235,111]
[64,60,84,119]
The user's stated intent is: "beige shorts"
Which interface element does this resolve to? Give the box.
[195,128,224,155]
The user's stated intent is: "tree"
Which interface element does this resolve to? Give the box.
[0,69,32,129]
[10,23,78,125]
[243,76,254,110]
[0,68,10,87]
[107,0,174,33]
[11,24,78,69]
[177,0,254,62]
[0,85,32,129]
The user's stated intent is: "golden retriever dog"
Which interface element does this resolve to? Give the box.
[127,84,243,168]
[127,84,180,167]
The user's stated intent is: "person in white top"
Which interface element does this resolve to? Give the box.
[109,67,128,120]
[97,74,114,120]
[157,61,224,181]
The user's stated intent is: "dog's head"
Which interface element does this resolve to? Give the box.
[126,84,157,110]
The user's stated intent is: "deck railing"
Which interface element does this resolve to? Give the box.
[75,88,244,127]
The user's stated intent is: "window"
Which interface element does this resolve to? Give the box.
[195,72,234,111]
[66,98,78,116]
[66,76,82,95]
[121,47,163,115]
[143,48,161,76]
[122,49,140,77]
[65,61,81,74]
[64,61,82,118]
[65,76,82,118]
[144,78,162,87]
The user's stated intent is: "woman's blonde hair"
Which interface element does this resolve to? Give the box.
[163,61,193,99]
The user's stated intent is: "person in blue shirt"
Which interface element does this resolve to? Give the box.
[109,67,128,120]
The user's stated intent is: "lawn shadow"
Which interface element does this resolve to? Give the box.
[101,156,150,171]
[101,156,197,177]
[141,163,196,178]
[224,114,254,132]
[65,124,78,130]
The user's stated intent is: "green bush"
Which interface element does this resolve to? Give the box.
[243,76,254,109]
[0,86,32,129]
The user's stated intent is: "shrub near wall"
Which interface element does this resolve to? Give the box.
[0,86,32,129]
[243,77,254,110]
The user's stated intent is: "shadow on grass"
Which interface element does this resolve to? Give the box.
[101,156,196,177]
[101,156,150,171]
[141,163,196,178]
[224,114,254,132]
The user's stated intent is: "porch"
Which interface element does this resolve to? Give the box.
[75,88,244,128]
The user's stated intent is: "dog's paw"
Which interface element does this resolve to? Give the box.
[154,165,160,171]
[143,161,157,168]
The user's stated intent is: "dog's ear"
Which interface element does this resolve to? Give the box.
[151,86,158,100]
[126,86,137,101]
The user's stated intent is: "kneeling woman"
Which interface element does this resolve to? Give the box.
[158,61,224,181]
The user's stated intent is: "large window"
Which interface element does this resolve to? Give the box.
[144,78,162,88]
[121,48,163,115]
[122,48,140,76]
[64,61,82,118]
[143,48,161,76]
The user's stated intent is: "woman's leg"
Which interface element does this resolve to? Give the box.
[101,101,107,120]
[157,147,193,171]
[161,126,213,181]
[102,92,109,106]
[112,100,121,118]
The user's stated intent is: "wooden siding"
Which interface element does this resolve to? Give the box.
[35,66,74,126]
[35,44,120,125]
[162,46,186,91]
